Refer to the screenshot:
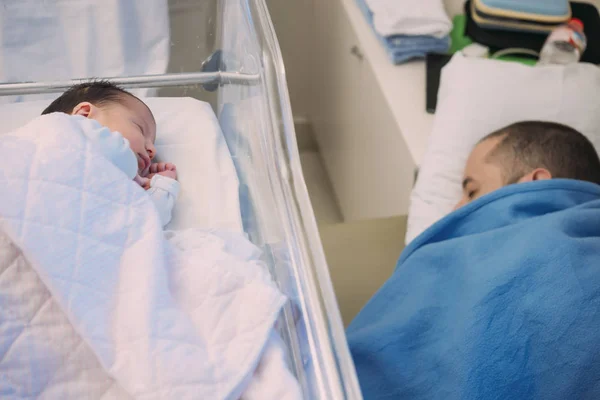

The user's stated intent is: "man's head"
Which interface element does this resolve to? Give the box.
[42,81,156,176]
[456,121,600,209]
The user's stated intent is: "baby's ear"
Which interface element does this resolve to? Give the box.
[72,102,93,117]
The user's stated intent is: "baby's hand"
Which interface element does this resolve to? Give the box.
[147,162,177,181]
[134,174,151,190]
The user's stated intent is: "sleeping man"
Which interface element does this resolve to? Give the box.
[347,121,600,400]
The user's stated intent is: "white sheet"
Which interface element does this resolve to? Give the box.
[364,0,452,38]
[0,0,169,103]
[0,113,297,398]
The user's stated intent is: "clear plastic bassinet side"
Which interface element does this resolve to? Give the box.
[212,1,362,399]
[214,0,362,399]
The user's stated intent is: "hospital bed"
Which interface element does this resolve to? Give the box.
[0,0,361,398]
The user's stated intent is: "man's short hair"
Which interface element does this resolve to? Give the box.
[482,121,600,185]
[41,80,134,115]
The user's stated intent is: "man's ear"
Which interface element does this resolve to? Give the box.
[518,168,553,183]
[72,102,94,117]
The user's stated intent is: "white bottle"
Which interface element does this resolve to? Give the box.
[538,18,587,65]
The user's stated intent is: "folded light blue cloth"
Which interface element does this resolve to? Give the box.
[348,179,600,399]
[355,0,450,64]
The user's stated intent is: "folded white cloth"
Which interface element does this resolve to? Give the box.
[364,0,452,38]
[0,113,298,399]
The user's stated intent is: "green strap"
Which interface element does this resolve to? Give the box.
[449,15,538,66]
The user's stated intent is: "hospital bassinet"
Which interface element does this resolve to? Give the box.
[0,0,361,398]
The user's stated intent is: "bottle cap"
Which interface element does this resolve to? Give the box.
[569,18,584,31]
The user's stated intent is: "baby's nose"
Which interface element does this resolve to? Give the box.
[147,142,156,160]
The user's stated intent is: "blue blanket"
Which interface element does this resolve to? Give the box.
[354,0,450,64]
[347,179,600,400]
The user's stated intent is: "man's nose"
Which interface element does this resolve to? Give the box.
[454,198,466,211]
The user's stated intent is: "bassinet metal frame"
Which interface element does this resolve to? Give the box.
[0,71,259,96]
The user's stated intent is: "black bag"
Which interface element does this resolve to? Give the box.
[465,0,600,65]
[472,0,571,34]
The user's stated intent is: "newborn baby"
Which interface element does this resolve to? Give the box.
[42,81,179,226]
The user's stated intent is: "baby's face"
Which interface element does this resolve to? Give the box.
[75,96,156,176]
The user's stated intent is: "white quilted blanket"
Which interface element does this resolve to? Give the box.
[0,113,291,399]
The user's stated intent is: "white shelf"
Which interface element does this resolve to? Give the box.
[340,0,435,166]
[310,0,463,220]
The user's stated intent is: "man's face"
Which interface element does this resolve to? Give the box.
[455,137,505,210]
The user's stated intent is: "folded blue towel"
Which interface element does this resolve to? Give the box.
[355,0,450,64]
[348,179,600,399]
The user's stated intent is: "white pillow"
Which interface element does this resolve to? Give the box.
[0,97,243,233]
[406,53,600,244]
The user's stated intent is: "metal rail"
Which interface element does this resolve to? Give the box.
[0,71,260,96]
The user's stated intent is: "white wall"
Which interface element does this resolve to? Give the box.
[266,0,314,120]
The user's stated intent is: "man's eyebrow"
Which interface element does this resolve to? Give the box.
[462,177,473,189]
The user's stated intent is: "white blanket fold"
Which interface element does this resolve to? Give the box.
[364,0,452,38]
[0,113,291,399]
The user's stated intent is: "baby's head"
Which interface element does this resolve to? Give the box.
[42,81,156,176]
[456,121,600,209]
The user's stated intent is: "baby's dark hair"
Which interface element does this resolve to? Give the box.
[41,80,135,115]
[482,121,600,185]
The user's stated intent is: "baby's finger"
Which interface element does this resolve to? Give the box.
[165,163,177,171]
[158,170,177,180]
[153,163,167,173]
[133,174,149,187]
[149,163,159,174]
[156,162,167,172]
